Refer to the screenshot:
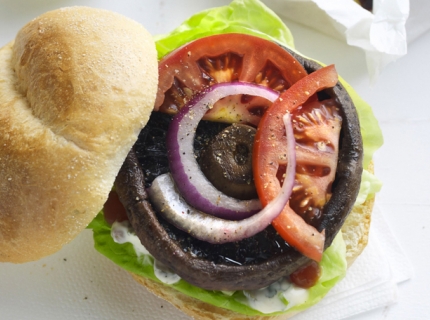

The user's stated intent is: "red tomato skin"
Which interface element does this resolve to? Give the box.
[103,191,128,226]
[253,65,339,262]
[155,33,308,116]
[290,260,321,288]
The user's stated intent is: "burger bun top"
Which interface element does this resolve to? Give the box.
[0,7,158,263]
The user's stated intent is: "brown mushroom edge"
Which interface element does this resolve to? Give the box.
[114,49,363,291]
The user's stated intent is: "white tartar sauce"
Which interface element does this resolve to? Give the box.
[111,220,150,256]
[243,277,309,314]
[111,220,181,285]
[153,260,181,285]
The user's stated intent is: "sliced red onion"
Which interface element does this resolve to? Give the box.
[166,82,279,220]
[149,113,295,244]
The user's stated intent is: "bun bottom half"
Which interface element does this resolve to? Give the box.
[126,164,376,320]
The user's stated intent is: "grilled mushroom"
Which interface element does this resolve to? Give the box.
[199,123,257,200]
[114,47,363,291]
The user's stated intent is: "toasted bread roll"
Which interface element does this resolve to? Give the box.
[0,7,158,263]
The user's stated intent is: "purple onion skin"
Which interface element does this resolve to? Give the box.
[166,82,279,220]
[150,113,296,244]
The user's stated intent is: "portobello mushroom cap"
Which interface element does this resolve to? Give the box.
[114,47,363,291]
[199,123,258,200]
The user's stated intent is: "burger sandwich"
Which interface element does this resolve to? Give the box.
[0,1,383,319]
[91,0,383,318]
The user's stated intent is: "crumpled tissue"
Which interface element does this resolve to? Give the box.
[263,0,410,81]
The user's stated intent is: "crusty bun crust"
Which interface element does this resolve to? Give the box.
[341,162,375,266]
[129,164,376,320]
[0,7,158,263]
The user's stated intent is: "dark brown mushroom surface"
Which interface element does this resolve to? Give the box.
[114,47,363,291]
[199,123,258,200]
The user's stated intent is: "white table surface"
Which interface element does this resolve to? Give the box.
[1,1,429,319]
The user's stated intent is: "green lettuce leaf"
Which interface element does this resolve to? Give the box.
[338,79,384,169]
[89,0,383,316]
[154,0,295,59]
[356,169,383,205]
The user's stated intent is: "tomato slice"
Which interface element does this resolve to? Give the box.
[103,191,128,226]
[253,65,340,262]
[289,260,321,288]
[155,33,308,125]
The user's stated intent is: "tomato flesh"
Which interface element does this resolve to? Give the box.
[103,191,128,226]
[253,65,340,262]
[156,33,307,125]
[290,260,321,288]
[290,100,342,227]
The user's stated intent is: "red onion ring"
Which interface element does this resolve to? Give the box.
[166,82,279,220]
[149,113,296,243]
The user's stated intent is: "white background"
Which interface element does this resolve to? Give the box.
[0,0,429,319]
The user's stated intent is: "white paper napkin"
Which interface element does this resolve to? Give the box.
[263,0,410,81]
[405,0,430,43]
[293,206,413,320]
